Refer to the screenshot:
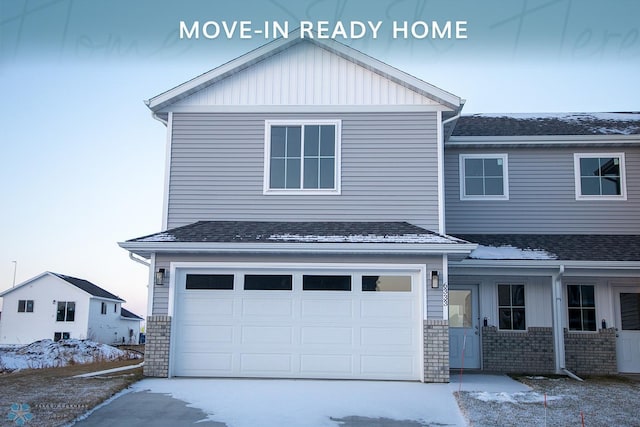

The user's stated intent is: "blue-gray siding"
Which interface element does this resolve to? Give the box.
[445,146,640,234]
[167,112,439,230]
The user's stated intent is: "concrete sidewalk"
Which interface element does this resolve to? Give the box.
[72,375,525,427]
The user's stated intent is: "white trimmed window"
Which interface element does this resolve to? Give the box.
[497,284,525,330]
[574,153,626,200]
[567,284,596,331]
[264,120,341,194]
[459,154,509,200]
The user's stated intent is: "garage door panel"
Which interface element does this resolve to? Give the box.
[178,352,233,373]
[181,297,235,317]
[301,326,353,345]
[179,324,234,346]
[301,299,352,317]
[360,355,416,375]
[360,327,413,346]
[241,326,293,344]
[240,353,293,372]
[360,300,414,319]
[242,299,293,317]
[300,354,353,373]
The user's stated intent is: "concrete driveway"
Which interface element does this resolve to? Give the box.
[72,375,527,426]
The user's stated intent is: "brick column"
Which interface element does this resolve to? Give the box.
[424,320,449,383]
[144,315,171,377]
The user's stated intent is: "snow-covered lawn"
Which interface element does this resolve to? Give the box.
[456,375,640,427]
[0,339,140,372]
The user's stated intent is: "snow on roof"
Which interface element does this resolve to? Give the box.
[469,245,557,260]
[136,232,177,242]
[267,233,459,244]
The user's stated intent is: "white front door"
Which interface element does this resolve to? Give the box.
[614,286,640,373]
[449,284,480,369]
[171,266,423,380]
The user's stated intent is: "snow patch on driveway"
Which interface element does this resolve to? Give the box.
[132,378,466,427]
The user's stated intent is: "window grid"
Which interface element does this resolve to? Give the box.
[497,284,526,330]
[460,154,508,200]
[56,301,75,322]
[567,285,596,331]
[574,153,626,200]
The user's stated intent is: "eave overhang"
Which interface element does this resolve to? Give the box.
[118,241,477,259]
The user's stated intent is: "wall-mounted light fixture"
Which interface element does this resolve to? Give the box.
[431,270,439,288]
[155,268,166,286]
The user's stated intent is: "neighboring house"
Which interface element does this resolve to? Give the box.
[0,272,143,345]
[119,31,640,382]
[445,113,640,377]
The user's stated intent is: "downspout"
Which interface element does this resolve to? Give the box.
[129,252,150,267]
[151,112,168,126]
[552,265,584,381]
[438,101,464,235]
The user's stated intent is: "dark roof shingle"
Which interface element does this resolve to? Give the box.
[51,273,124,301]
[452,113,640,137]
[129,221,468,245]
[454,234,640,262]
[120,307,143,320]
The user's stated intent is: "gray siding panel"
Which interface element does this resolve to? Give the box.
[167,112,439,230]
[445,146,640,234]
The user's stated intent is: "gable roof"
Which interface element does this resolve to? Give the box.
[455,234,640,262]
[120,220,475,258]
[49,273,125,301]
[451,113,640,137]
[0,272,126,301]
[120,307,143,320]
[146,29,462,113]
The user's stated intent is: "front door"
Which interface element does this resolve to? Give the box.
[449,284,480,369]
[614,286,640,373]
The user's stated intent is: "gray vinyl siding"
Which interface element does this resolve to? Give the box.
[151,253,443,320]
[167,112,439,230]
[445,146,640,234]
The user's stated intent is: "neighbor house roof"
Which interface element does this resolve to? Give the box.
[451,113,640,137]
[50,273,125,301]
[120,221,476,258]
[120,307,143,320]
[454,234,640,262]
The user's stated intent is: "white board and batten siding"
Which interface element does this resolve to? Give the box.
[167,112,440,230]
[445,146,640,234]
[169,263,426,380]
[168,42,442,109]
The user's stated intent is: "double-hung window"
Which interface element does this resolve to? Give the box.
[265,120,341,194]
[460,154,509,200]
[56,301,75,322]
[498,284,525,330]
[574,153,626,200]
[18,300,34,313]
[567,284,596,331]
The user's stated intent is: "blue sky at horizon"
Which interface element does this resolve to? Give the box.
[1,0,638,318]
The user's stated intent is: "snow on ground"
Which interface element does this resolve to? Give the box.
[131,378,467,427]
[0,339,140,371]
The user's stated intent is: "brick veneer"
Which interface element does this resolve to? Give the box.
[424,320,449,383]
[144,315,171,377]
[564,328,617,376]
[481,326,555,374]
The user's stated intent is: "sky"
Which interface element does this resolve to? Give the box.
[1,0,639,319]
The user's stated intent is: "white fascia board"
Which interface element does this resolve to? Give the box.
[451,259,640,271]
[447,135,640,147]
[147,30,461,112]
[90,296,126,303]
[118,241,477,258]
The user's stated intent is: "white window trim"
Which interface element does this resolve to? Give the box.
[564,282,598,333]
[574,152,627,201]
[496,282,527,332]
[263,119,342,195]
[459,153,509,200]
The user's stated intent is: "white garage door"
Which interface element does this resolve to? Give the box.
[172,266,423,380]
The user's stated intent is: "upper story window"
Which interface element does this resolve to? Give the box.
[459,154,509,200]
[101,302,107,315]
[264,120,341,194]
[574,153,627,200]
[18,300,34,313]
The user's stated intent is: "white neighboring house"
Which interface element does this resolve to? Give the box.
[0,272,143,345]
